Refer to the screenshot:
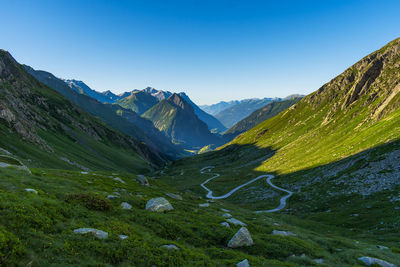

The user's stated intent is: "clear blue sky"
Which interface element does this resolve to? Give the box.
[2,0,400,105]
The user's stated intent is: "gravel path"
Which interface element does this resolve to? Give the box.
[200,166,293,212]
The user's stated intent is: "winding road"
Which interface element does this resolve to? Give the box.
[200,166,293,213]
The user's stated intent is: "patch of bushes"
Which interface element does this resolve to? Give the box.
[65,193,112,211]
[0,226,25,264]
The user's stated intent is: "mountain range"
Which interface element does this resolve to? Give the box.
[2,37,400,266]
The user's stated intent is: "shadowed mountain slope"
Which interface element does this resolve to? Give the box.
[0,50,167,171]
[142,93,223,148]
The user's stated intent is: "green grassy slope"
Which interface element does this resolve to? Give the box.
[0,50,165,172]
[1,167,400,266]
[224,97,302,141]
[159,38,400,262]
[117,91,158,115]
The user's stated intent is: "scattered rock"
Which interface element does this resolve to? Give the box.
[221,208,230,212]
[199,203,210,207]
[160,244,180,250]
[227,227,254,248]
[119,235,128,240]
[221,222,230,227]
[73,228,108,239]
[377,245,389,250]
[113,177,126,184]
[24,188,38,194]
[107,195,120,199]
[271,230,296,237]
[222,213,232,218]
[314,259,324,264]
[165,193,183,200]
[137,174,150,186]
[237,259,250,267]
[146,197,174,212]
[121,202,132,210]
[81,171,88,174]
[358,256,396,267]
[226,218,246,226]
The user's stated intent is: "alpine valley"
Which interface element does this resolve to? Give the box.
[1,35,400,267]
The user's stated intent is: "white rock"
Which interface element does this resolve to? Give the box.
[81,171,88,174]
[146,197,174,212]
[221,208,230,212]
[222,213,232,218]
[271,230,296,237]
[73,228,108,239]
[199,203,210,207]
[358,256,396,267]
[377,245,389,250]
[119,235,128,240]
[25,188,38,194]
[160,244,180,250]
[113,177,126,184]
[226,218,246,226]
[107,195,120,199]
[121,202,132,210]
[221,222,230,227]
[237,259,250,267]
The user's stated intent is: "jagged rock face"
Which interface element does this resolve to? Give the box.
[306,38,400,122]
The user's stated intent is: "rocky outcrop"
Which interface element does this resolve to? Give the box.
[145,197,174,212]
[227,227,254,248]
[237,259,250,267]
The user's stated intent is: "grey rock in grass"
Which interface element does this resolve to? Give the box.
[146,197,174,212]
[271,230,296,237]
[113,177,126,184]
[227,227,254,248]
[221,208,230,212]
[221,222,230,228]
[165,192,183,200]
[314,259,324,264]
[121,202,132,210]
[119,235,128,240]
[137,174,150,186]
[160,244,180,250]
[222,213,232,218]
[358,256,397,267]
[377,245,389,250]
[199,203,210,207]
[226,218,246,226]
[73,228,108,239]
[107,194,120,199]
[237,259,250,267]
[24,188,38,194]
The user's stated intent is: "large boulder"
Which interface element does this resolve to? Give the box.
[237,259,250,267]
[73,228,108,239]
[358,256,397,267]
[137,174,150,186]
[227,227,254,248]
[146,197,174,212]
